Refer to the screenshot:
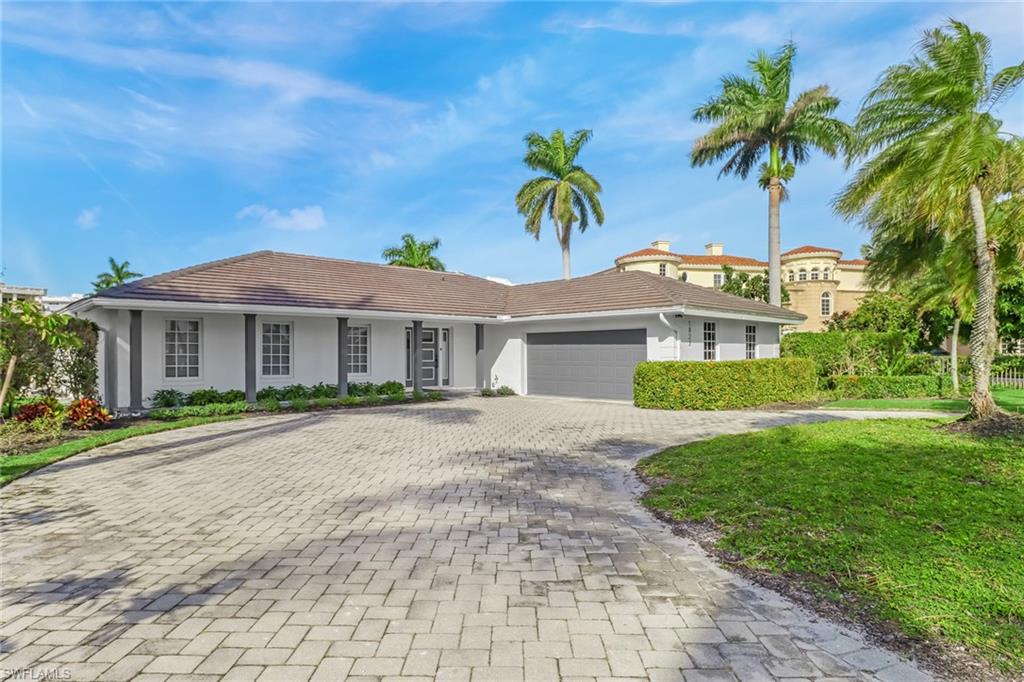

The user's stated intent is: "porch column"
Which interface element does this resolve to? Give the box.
[412,320,423,393]
[244,314,256,402]
[103,320,118,411]
[129,309,143,410]
[475,323,485,389]
[337,317,349,397]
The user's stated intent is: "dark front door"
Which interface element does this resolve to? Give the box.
[406,327,439,387]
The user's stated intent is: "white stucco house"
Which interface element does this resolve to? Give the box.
[64,251,805,408]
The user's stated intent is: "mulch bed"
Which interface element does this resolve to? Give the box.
[941,413,1024,438]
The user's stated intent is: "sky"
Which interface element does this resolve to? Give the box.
[2,1,1022,295]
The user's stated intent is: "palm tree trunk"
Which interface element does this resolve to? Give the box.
[0,355,17,419]
[950,315,960,396]
[967,184,1000,419]
[560,220,572,280]
[767,177,782,307]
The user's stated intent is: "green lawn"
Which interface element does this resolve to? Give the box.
[0,416,241,486]
[638,419,1024,673]
[827,385,1024,414]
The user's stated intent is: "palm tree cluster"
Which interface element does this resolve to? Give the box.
[381,233,446,271]
[93,257,142,292]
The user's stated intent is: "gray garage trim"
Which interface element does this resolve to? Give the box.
[526,328,646,400]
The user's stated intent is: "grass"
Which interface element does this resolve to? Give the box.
[0,416,241,486]
[827,385,1024,414]
[638,419,1024,673]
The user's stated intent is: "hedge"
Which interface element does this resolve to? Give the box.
[830,375,943,399]
[634,358,817,410]
[781,331,915,377]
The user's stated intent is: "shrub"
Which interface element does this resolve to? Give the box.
[379,380,405,399]
[27,411,65,439]
[220,389,246,403]
[289,398,310,411]
[347,382,377,397]
[340,395,362,406]
[496,386,516,396]
[66,397,112,429]
[311,397,337,409]
[993,355,1024,373]
[427,390,444,401]
[256,398,281,412]
[480,388,495,397]
[256,386,282,402]
[781,331,917,378]
[150,389,187,408]
[307,382,335,398]
[634,358,817,410]
[150,401,250,421]
[14,400,56,423]
[363,393,383,406]
[186,388,226,406]
[830,375,941,399]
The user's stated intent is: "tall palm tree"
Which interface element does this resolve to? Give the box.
[515,129,604,280]
[837,20,1024,419]
[92,257,142,292]
[381,234,445,271]
[691,42,850,306]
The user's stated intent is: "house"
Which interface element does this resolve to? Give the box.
[614,241,874,332]
[64,251,804,408]
[1,282,85,313]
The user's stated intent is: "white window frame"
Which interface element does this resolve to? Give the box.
[810,268,820,280]
[823,268,831,280]
[745,324,757,360]
[787,270,795,282]
[820,292,833,317]
[659,263,667,277]
[703,321,718,361]
[163,318,202,381]
[712,272,724,288]
[260,320,294,379]
[348,325,371,376]
[798,269,808,281]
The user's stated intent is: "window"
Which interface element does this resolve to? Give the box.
[823,268,831,280]
[798,269,808,281]
[820,292,832,317]
[713,273,724,288]
[810,268,820,280]
[787,270,795,282]
[703,322,717,361]
[348,326,369,374]
[659,263,667,277]
[261,322,292,376]
[164,320,200,378]
[745,325,757,359]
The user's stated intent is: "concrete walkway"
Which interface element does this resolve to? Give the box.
[0,397,935,681]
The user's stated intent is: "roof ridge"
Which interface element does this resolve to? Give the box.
[100,251,273,297]
[266,251,503,285]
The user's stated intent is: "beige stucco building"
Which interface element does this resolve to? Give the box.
[615,241,874,332]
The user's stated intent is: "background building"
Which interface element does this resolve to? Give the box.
[1,283,84,313]
[615,241,875,332]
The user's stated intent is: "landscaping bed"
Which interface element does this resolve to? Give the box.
[637,419,1024,680]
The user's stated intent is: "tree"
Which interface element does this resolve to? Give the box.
[381,234,445,271]
[93,257,142,292]
[0,300,82,415]
[826,290,923,339]
[691,42,850,307]
[836,20,1024,419]
[515,129,604,280]
[720,265,790,303]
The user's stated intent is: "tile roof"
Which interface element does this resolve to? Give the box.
[91,251,803,321]
[838,258,868,266]
[615,248,767,267]
[781,245,843,257]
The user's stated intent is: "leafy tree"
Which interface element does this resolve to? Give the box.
[997,266,1024,344]
[515,129,604,280]
[836,20,1024,419]
[720,265,790,303]
[691,42,850,307]
[0,300,82,414]
[826,291,922,339]
[93,257,142,292]
[381,234,445,271]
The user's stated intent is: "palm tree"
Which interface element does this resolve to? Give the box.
[836,20,1024,419]
[381,234,445,271]
[93,257,142,292]
[515,129,604,280]
[691,42,850,306]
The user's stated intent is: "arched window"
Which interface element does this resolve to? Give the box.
[810,268,820,280]
[823,268,831,280]
[820,291,832,316]
[659,263,668,277]
[788,270,795,282]
[798,269,807,281]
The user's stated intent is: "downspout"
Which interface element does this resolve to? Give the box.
[658,313,680,360]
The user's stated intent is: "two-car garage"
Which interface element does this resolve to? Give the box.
[525,329,647,401]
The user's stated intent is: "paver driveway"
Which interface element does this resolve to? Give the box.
[1,396,933,682]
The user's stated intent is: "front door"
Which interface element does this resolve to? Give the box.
[406,327,439,387]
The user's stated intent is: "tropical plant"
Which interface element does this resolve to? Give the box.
[381,234,445,271]
[66,397,112,430]
[836,20,1024,419]
[0,300,82,416]
[515,129,604,280]
[691,42,851,306]
[92,257,142,292]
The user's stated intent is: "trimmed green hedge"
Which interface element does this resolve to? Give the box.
[830,375,943,399]
[634,358,817,410]
[781,331,915,377]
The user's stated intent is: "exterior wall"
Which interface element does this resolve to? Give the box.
[835,266,869,291]
[618,259,680,278]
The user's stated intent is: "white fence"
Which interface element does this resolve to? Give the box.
[932,357,1024,388]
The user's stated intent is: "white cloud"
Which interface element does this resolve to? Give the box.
[545,8,695,36]
[76,206,101,229]
[237,204,326,231]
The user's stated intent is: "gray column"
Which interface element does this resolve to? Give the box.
[103,323,119,411]
[475,323,485,389]
[244,314,257,402]
[129,310,143,410]
[337,317,349,397]
[412,320,423,393]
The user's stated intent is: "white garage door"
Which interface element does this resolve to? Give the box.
[526,329,647,400]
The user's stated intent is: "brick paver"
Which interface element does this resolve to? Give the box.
[0,396,935,680]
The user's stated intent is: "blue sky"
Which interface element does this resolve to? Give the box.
[3,1,1022,294]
